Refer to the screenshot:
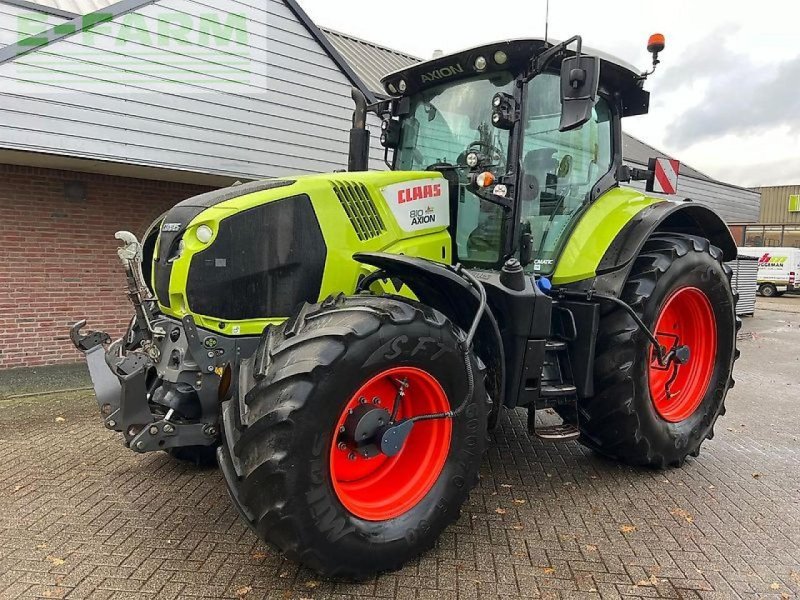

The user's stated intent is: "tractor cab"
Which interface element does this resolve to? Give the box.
[377,38,651,274]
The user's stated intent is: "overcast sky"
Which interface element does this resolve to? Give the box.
[299,0,799,188]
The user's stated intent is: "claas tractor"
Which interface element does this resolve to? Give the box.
[71,34,738,578]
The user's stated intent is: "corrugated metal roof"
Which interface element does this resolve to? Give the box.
[321,27,419,97]
[15,0,118,15]
[321,28,725,186]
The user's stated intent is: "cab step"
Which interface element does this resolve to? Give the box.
[545,340,568,352]
[540,383,577,398]
[534,423,580,442]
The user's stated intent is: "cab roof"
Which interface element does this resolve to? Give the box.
[381,38,650,117]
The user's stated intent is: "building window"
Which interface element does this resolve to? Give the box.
[744,226,764,246]
[784,226,800,249]
[790,195,800,213]
[763,226,783,247]
[739,224,800,248]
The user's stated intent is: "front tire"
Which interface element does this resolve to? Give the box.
[218,295,488,578]
[577,234,738,468]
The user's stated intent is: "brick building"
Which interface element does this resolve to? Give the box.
[0,0,761,369]
[0,164,211,368]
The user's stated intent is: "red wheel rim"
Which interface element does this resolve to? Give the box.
[648,287,717,423]
[329,367,452,521]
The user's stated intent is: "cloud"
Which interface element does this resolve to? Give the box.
[656,32,800,148]
[712,157,800,188]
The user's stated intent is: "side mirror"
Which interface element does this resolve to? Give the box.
[559,55,600,132]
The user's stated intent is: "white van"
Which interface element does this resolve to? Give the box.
[737,247,800,297]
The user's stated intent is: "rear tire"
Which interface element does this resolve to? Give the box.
[218,295,488,578]
[577,234,738,468]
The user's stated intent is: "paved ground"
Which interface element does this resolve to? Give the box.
[1,306,798,600]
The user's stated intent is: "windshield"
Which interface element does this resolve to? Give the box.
[395,73,515,265]
[395,72,514,171]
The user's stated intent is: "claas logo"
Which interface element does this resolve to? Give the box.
[759,253,788,266]
[397,183,442,204]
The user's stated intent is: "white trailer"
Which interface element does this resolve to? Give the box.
[737,247,800,297]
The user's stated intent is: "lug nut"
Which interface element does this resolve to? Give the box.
[337,442,347,451]
[372,397,381,405]
[339,426,346,433]
[359,397,367,404]
[149,425,159,435]
[348,452,357,461]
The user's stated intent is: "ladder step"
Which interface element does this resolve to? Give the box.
[535,423,580,442]
[545,340,568,352]
[540,383,577,398]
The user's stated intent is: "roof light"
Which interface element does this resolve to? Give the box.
[494,51,508,65]
[493,184,508,198]
[647,33,666,54]
[466,152,479,168]
[387,82,397,94]
[398,79,407,92]
[381,119,389,131]
[476,172,495,188]
[474,56,487,71]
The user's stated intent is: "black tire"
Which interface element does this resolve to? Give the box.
[759,283,778,297]
[218,295,488,578]
[577,233,739,468]
[166,445,218,468]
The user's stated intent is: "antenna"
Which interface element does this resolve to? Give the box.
[544,0,550,45]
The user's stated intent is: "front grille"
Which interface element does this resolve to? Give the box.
[332,181,386,241]
[186,195,326,321]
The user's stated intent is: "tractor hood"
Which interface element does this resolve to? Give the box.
[151,171,452,335]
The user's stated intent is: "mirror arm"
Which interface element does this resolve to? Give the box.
[617,164,652,183]
[529,35,583,79]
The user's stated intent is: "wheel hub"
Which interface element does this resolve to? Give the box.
[341,403,395,458]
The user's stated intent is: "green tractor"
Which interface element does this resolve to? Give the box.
[71,34,739,578]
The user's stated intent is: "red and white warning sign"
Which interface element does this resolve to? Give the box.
[648,158,681,195]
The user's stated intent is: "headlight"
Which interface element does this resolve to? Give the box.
[466,152,479,168]
[196,225,213,244]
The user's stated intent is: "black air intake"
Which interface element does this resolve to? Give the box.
[332,181,386,241]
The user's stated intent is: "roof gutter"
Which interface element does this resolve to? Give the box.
[0,0,78,19]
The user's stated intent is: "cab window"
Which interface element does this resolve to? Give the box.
[519,73,613,273]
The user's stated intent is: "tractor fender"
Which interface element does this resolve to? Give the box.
[353,252,505,415]
[588,200,737,296]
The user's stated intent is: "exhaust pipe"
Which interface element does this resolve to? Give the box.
[348,88,370,172]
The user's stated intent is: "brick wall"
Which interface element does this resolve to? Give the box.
[0,164,214,369]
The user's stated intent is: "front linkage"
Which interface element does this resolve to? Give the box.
[70,231,237,455]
